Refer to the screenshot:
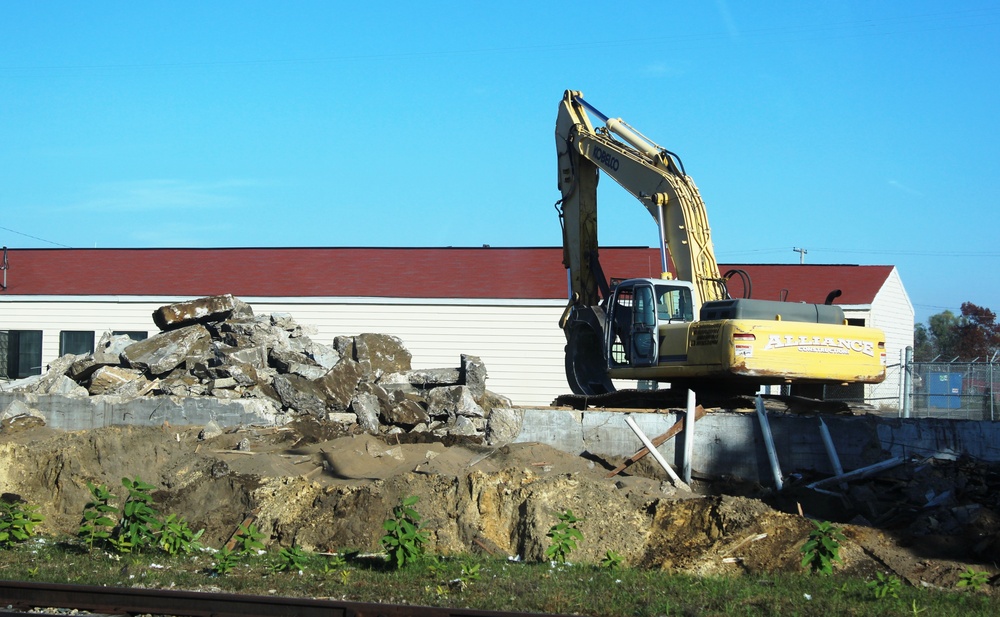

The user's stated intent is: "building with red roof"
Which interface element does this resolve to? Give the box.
[0,246,912,406]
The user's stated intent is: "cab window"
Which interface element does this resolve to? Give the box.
[655,285,694,322]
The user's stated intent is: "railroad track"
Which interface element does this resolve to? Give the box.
[0,580,572,617]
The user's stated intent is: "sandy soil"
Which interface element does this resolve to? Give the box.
[0,416,995,589]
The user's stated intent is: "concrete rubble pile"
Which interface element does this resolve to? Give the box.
[4,294,520,443]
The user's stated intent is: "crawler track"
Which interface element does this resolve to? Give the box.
[0,580,571,617]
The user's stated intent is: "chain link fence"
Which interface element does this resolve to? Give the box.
[905,361,999,420]
[797,358,999,420]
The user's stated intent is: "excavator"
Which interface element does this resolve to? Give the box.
[555,90,886,397]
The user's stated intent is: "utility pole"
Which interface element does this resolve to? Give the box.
[792,247,807,264]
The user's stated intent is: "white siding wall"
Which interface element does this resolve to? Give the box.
[0,297,570,406]
[1,269,916,409]
[869,268,915,411]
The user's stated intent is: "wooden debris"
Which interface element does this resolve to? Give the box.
[607,405,706,478]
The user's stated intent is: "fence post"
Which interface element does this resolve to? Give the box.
[991,360,995,422]
[902,346,913,419]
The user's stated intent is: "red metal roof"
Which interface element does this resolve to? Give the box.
[719,263,894,306]
[0,247,891,304]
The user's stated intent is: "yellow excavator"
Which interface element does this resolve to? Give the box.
[556,90,886,397]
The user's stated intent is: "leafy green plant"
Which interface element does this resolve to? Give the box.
[957,567,990,591]
[601,550,624,570]
[459,562,481,586]
[799,520,845,575]
[425,555,444,576]
[321,553,347,574]
[211,546,239,576]
[867,571,901,599]
[157,514,204,555]
[113,477,161,553]
[78,482,118,551]
[545,509,583,564]
[273,544,310,572]
[380,495,430,568]
[233,522,266,556]
[0,500,44,548]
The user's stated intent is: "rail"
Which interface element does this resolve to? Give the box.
[0,580,573,617]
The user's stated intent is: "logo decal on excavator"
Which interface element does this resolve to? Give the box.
[763,335,875,357]
[593,147,620,171]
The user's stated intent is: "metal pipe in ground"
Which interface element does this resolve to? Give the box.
[681,389,695,484]
[624,414,686,488]
[755,395,783,491]
[902,346,913,419]
[817,416,844,478]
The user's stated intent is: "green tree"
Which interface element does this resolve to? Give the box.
[928,310,960,360]
[913,323,935,361]
[914,304,1000,362]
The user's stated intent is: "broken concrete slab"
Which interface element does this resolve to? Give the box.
[461,354,487,400]
[122,324,212,376]
[219,345,268,368]
[351,392,381,435]
[88,366,145,396]
[1,399,44,423]
[68,334,133,382]
[485,406,525,445]
[306,343,340,370]
[353,333,412,379]
[392,368,461,388]
[267,347,317,375]
[21,354,83,395]
[152,294,253,331]
[0,402,46,432]
[94,333,136,364]
[317,359,365,411]
[381,393,430,428]
[427,385,485,418]
[272,374,329,418]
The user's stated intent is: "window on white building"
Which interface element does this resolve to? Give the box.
[0,330,43,379]
[59,331,95,356]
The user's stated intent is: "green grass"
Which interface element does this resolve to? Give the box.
[2,536,998,616]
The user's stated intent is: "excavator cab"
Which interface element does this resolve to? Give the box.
[607,279,695,369]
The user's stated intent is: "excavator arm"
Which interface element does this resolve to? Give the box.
[556,90,725,313]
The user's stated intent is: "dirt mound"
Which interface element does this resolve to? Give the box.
[1,421,995,589]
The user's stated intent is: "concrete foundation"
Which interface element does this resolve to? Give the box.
[511,407,1000,483]
[0,392,288,431]
[2,391,997,483]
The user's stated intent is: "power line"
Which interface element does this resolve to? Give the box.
[721,247,1000,258]
[0,225,71,248]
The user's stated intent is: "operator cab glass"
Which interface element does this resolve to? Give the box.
[655,284,694,322]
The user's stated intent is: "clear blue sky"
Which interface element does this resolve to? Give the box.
[2,2,998,325]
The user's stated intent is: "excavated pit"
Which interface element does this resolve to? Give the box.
[1,421,997,588]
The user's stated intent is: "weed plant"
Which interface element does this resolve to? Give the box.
[0,500,43,548]
[78,482,117,551]
[545,509,583,564]
[800,520,845,575]
[380,495,429,568]
[958,567,990,591]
